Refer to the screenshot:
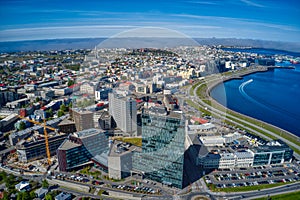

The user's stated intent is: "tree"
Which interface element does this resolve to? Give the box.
[29,190,36,199]
[68,102,72,109]
[46,108,53,118]
[60,104,67,112]
[57,110,64,117]
[16,191,31,200]
[67,79,75,87]
[35,97,40,103]
[42,179,49,188]
[19,121,26,130]
[45,194,53,200]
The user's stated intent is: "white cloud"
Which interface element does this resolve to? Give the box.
[240,0,265,8]
[172,14,299,32]
[186,1,219,5]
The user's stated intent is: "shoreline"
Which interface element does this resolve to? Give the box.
[206,66,299,140]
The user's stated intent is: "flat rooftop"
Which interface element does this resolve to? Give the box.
[109,140,141,157]
[58,139,81,150]
[72,128,104,138]
[58,118,75,126]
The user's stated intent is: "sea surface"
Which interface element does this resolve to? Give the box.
[221,47,300,57]
[211,57,300,135]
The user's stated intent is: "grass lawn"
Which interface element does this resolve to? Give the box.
[114,137,142,147]
[253,191,300,200]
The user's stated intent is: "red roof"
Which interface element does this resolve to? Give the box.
[41,106,47,110]
[97,103,104,107]
[191,116,208,124]
[68,83,81,89]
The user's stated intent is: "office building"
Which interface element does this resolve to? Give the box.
[57,118,76,134]
[133,107,186,189]
[0,113,19,132]
[108,140,141,180]
[57,128,108,171]
[198,140,292,169]
[95,88,112,101]
[108,92,137,136]
[98,111,116,130]
[72,109,94,131]
[252,140,293,166]
[16,133,67,162]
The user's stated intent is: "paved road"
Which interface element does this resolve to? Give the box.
[182,182,300,200]
[189,76,300,160]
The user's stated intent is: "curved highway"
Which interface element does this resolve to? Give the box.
[188,75,300,160]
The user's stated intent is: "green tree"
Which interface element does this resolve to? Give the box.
[68,102,72,109]
[16,191,31,200]
[35,97,40,103]
[29,190,36,199]
[67,79,75,87]
[46,108,53,118]
[45,194,53,200]
[19,121,26,130]
[23,191,30,200]
[60,104,67,112]
[57,110,64,117]
[42,179,49,188]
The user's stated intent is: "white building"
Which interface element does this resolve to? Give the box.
[80,82,95,96]
[109,92,137,136]
[234,150,254,168]
[223,132,242,144]
[15,181,30,191]
[219,153,235,169]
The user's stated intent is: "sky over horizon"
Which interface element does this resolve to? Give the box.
[0,0,299,42]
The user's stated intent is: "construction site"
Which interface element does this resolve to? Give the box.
[2,115,69,174]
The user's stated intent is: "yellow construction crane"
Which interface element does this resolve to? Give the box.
[18,116,57,165]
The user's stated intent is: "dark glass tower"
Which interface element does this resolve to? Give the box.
[133,107,185,188]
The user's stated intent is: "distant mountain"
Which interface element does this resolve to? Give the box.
[195,38,300,53]
[0,37,299,53]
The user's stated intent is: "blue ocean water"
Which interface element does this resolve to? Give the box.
[211,64,300,135]
[221,48,300,57]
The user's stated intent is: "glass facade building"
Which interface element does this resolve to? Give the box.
[133,109,185,189]
[57,128,108,171]
[252,140,293,166]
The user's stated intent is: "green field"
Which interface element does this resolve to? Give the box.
[114,137,142,147]
[253,191,300,200]
[207,182,295,193]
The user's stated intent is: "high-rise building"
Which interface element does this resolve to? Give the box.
[72,109,94,131]
[133,107,186,189]
[98,111,116,130]
[57,128,108,172]
[108,140,141,180]
[109,92,137,136]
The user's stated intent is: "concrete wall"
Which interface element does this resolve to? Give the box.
[47,178,90,193]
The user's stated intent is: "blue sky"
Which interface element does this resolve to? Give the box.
[0,0,299,42]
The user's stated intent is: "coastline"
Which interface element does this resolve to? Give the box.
[206,66,300,140]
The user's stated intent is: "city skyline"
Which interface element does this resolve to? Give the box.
[0,0,300,42]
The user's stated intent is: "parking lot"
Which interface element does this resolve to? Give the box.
[52,173,160,195]
[205,165,300,189]
[111,184,160,194]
